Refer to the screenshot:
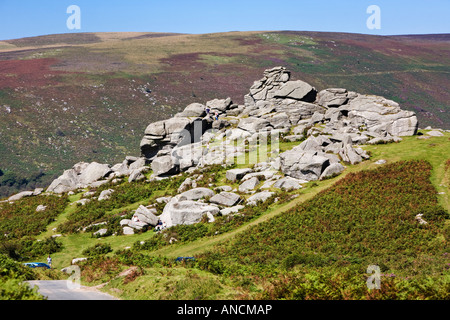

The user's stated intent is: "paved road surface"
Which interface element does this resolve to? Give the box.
[26,280,118,300]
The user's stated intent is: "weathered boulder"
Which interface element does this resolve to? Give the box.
[273,177,302,190]
[226,168,253,182]
[8,190,34,201]
[274,80,317,102]
[280,149,330,181]
[426,130,444,137]
[177,187,215,201]
[339,145,363,165]
[78,162,112,185]
[342,94,418,137]
[159,198,220,228]
[145,120,166,137]
[176,102,206,117]
[209,192,242,207]
[241,170,277,181]
[245,66,291,105]
[36,205,47,212]
[133,205,159,226]
[225,128,252,141]
[238,117,271,133]
[238,177,260,192]
[46,168,80,194]
[140,116,211,159]
[220,205,245,216]
[171,142,203,171]
[123,226,135,235]
[128,167,148,182]
[206,97,232,113]
[246,191,275,206]
[93,228,108,237]
[98,189,114,201]
[320,163,345,180]
[47,161,112,194]
[317,88,349,107]
[177,177,197,193]
[264,112,290,129]
[111,161,130,177]
[151,155,178,176]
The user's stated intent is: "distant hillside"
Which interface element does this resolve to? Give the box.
[0,31,449,198]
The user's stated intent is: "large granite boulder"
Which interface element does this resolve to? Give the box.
[273,80,317,102]
[246,191,275,206]
[159,198,220,228]
[341,94,418,136]
[133,205,159,226]
[151,155,178,176]
[47,161,112,194]
[226,168,253,182]
[280,149,330,181]
[238,117,271,133]
[175,102,206,118]
[177,187,215,201]
[209,192,242,207]
[316,88,349,107]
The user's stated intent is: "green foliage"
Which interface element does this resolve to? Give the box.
[0,194,68,239]
[260,268,450,300]
[115,250,172,268]
[82,243,113,257]
[197,160,450,299]
[282,253,330,269]
[0,253,44,300]
[0,170,47,199]
[0,278,45,300]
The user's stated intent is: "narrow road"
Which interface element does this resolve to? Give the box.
[26,280,118,300]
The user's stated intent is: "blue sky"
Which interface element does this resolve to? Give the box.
[0,0,448,40]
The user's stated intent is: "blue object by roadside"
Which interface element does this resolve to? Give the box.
[24,262,51,269]
[175,257,195,262]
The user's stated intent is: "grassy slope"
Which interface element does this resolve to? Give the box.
[0,31,449,198]
[2,130,444,300]
[103,132,448,299]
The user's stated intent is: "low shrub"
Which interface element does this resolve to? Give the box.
[82,243,113,257]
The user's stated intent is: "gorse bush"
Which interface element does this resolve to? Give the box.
[82,243,113,257]
[0,253,44,300]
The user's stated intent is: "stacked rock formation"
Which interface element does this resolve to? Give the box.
[43,66,418,196]
[136,66,418,182]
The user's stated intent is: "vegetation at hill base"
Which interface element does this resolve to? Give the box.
[0,130,449,300]
[197,160,449,299]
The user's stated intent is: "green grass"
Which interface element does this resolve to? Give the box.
[102,266,238,300]
[196,159,449,299]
